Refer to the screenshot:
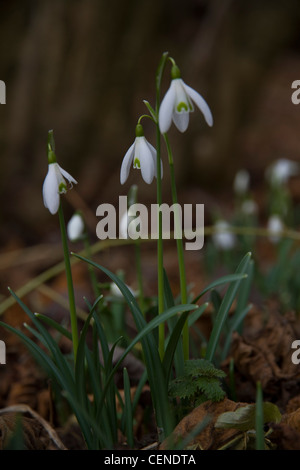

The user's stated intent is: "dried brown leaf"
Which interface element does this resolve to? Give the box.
[160,398,248,450]
[0,404,66,450]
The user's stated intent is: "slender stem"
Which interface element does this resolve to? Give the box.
[58,203,79,362]
[83,232,101,302]
[154,88,166,360]
[156,119,165,359]
[164,134,189,360]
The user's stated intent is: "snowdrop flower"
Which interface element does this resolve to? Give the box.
[233,169,250,196]
[110,282,137,299]
[159,63,213,134]
[120,124,162,185]
[267,215,284,244]
[43,161,77,215]
[240,199,258,216]
[212,220,236,251]
[67,212,85,241]
[120,211,129,239]
[266,158,299,186]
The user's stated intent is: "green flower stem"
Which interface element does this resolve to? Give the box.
[83,232,101,302]
[58,203,79,362]
[156,119,165,360]
[127,184,145,315]
[163,133,189,360]
[154,53,169,360]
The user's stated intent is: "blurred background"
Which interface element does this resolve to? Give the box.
[1,0,300,296]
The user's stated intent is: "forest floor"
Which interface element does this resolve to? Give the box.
[1,179,300,451]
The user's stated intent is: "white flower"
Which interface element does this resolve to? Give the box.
[110,282,137,298]
[120,124,162,185]
[159,67,213,133]
[67,213,85,241]
[267,215,284,244]
[266,158,299,186]
[212,220,236,251]
[240,199,258,216]
[43,162,77,215]
[120,212,129,239]
[233,169,250,195]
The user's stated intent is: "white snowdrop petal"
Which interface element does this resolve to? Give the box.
[43,164,60,214]
[59,165,78,185]
[233,169,250,195]
[67,214,85,241]
[212,221,236,250]
[120,142,135,184]
[266,158,300,186]
[268,215,284,243]
[159,81,176,134]
[119,212,129,239]
[147,140,163,179]
[172,110,190,133]
[138,138,155,184]
[182,82,213,127]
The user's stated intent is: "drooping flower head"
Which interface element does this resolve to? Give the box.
[267,214,284,244]
[233,169,250,196]
[43,130,77,215]
[212,220,236,251]
[67,212,85,241]
[265,158,300,187]
[159,63,213,134]
[120,123,162,185]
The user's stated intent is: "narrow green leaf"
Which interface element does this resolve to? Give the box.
[131,369,148,413]
[163,310,189,383]
[163,268,184,376]
[105,336,123,442]
[62,390,111,449]
[156,51,169,94]
[220,304,252,362]
[143,100,157,122]
[75,310,94,411]
[191,273,248,304]
[188,302,208,327]
[8,288,75,390]
[34,313,72,340]
[123,367,134,448]
[0,321,69,391]
[72,253,180,437]
[205,253,251,363]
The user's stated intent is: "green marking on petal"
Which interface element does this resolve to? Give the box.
[133,157,141,169]
[58,182,67,193]
[176,101,189,112]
